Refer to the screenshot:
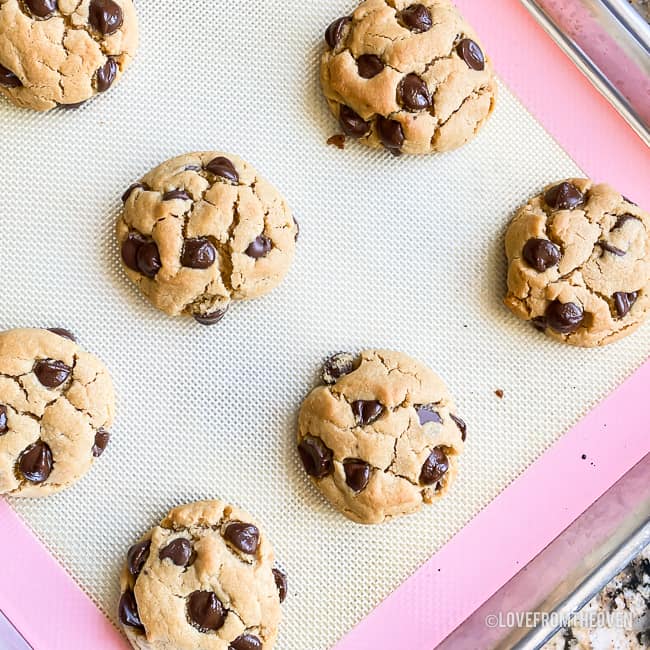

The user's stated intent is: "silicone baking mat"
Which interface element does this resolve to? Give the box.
[0,1,648,649]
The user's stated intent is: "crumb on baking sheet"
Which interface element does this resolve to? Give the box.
[327,134,346,149]
[495,389,504,399]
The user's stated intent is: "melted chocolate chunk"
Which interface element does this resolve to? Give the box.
[223,522,260,555]
[118,590,144,631]
[92,428,110,457]
[298,436,333,478]
[18,441,53,483]
[343,459,371,492]
[351,400,384,426]
[127,540,151,577]
[613,291,638,318]
[522,238,561,272]
[159,538,193,567]
[545,301,585,334]
[544,182,585,210]
[420,447,449,485]
[273,568,288,603]
[325,16,352,48]
[187,591,226,633]
[339,105,370,138]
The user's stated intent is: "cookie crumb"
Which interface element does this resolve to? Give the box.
[581,454,587,460]
[327,134,346,150]
[495,389,504,399]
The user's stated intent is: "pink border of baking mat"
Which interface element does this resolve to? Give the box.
[1,1,649,648]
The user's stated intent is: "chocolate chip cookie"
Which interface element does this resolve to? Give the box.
[320,0,497,155]
[504,179,650,347]
[0,0,138,111]
[0,328,115,497]
[119,499,286,650]
[117,152,298,325]
[297,350,466,524]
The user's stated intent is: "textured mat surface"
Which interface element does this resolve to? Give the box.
[1,1,649,648]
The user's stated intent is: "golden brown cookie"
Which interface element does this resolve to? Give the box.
[320,0,497,155]
[118,500,286,650]
[297,350,466,524]
[0,327,115,497]
[116,152,299,325]
[504,179,650,347]
[0,0,138,111]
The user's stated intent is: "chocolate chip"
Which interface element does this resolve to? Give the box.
[420,447,449,485]
[416,406,442,425]
[136,241,161,278]
[544,182,585,210]
[95,57,118,92]
[0,64,21,88]
[325,16,351,48]
[159,538,193,566]
[92,428,110,457]
[34,359,71,388]
[223,522,260,555]
[376,116,404,153]
[339,105,370,138]
[206,156,239,183]
[127,540,151,577]
[495,389,504,399]
[187,591,226,633]
[0,405,7,434]
[293,217,300,241]
[25,0,57,18]
[181,238,216,269]
[122,182,148,203]
[613,291,638,318]
[614,214,639,229]
[545,300,584,334]
[18,441,53,483]
[230,634,261,650]
[118,590,144,631]
[351,400,384,426]
[531,316,547,332]
[597,241,626,256]
[357,54,384,79]
[194,306,229,326]
[88,0,123,35]
[59,101,86,109]
[522,238,561,272]
[162,189,191,201]
[397,74,431,111]
[273,568,288,603]
[457,39,485,71]
[450,414,467,441]
[47,327,76,341]
[121,233,146,271]
[343,459,371,492]
[322,352,356,384]
[245,235,272,259]
[398,4,433,32]
[298,436,333,478]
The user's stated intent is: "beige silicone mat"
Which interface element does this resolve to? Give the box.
[1,2,649,649]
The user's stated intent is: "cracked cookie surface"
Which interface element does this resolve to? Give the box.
[0,0,138,111]
[320,0,497,155]
[0,327,115,497]
[297,349,466,524]
[119,499,285,650]
[504,179,650,347]
[116,152,298,324]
